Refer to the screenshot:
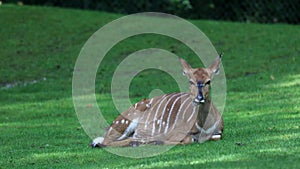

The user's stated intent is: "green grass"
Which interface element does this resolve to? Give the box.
[1,4,300,169]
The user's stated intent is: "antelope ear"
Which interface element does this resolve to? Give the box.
[179,57,192,77]
[208,53,222,75]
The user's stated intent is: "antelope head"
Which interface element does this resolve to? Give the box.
[179,54,222,106]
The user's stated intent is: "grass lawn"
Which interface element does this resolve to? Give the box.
[1,4,300,169]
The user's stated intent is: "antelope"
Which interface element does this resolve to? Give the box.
[91,55,224,147]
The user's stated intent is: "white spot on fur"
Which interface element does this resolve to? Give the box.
[146,103,151,108]
[157,120,160,125]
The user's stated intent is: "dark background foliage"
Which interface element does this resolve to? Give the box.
[3,0,300,24]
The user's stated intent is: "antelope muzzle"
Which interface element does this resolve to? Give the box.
[193,82,205,105]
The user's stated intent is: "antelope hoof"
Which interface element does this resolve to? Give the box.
[91,137,106,148]
[210,133,222,141]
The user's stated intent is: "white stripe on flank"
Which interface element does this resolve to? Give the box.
[149,98,154,106]
[164,93,188,134]
[107,126,113,135]
[171,95,190,131]
[134,103,137,109]
[117,119,138,141]
[144,96,165,129]
[156,93,182,136]
[150,94,172,136]
[187,104,197,122]
[181,101,192,120]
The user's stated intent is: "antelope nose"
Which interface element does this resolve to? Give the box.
[197,94,205,103]
[194,94,204,104]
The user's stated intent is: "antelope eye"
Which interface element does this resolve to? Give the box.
[205,80,211,85]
